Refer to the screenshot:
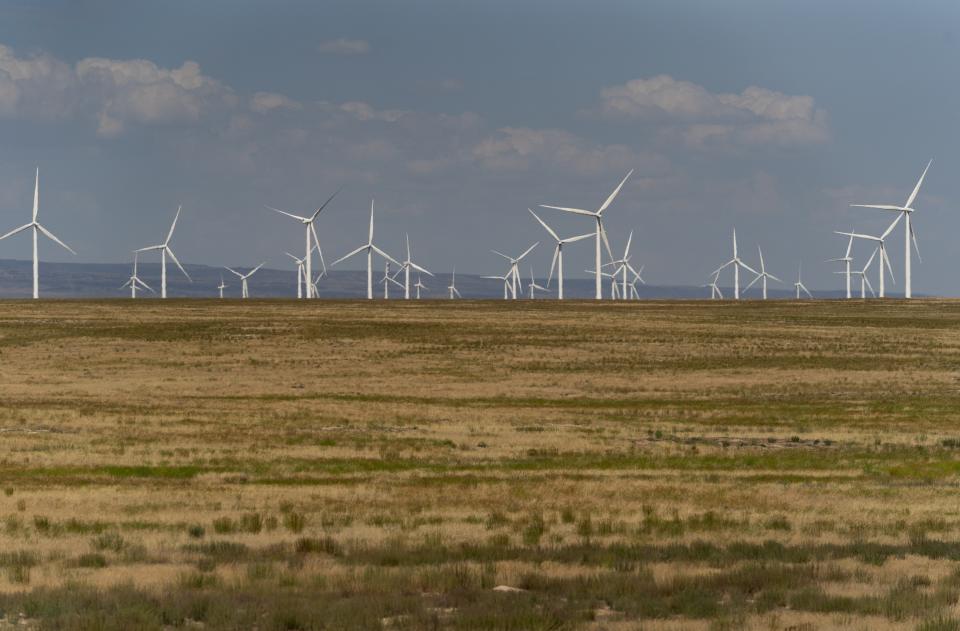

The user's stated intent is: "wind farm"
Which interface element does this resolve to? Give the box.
[2,2,960,629]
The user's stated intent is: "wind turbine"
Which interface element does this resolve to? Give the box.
[527,267,549,299]
[266,190,338,299]
[447,267,462,299]
[284,250,314,299]
[0,168,76,299]
[835,216,900,298]
[627,265,645,299]
[491,242,538,299]
[744,246,781,300]
[218,275,227,299]
[603,230,644,300]
[225,263,265,299]
[397,234,433,299]
[844,247,878,299]
[528,209,592,300]
[849,160,930,299]
[826,233,855,299]
[381,261,403,299]
[704,271,724,300]
[584,268,621,299]
[712,229,758,300]
[120,252,153,299]
[414,274,427,299]
[481,272,511,300]
[136,206,191,299]
[793,263,813,299]
[332,200,399,300]
[540,170,633,300]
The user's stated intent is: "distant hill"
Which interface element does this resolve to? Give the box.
[0,258,880,299]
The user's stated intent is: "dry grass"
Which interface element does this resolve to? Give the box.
[0,299,960,629]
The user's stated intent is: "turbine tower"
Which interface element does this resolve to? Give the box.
[225,263,265,299]
[397,234,433,299]
[793,263,813,299]
[136,206,191,299]
[266,189,338,299]
[218,275,227,299]
[481,272,511,300]
[827,233,855,299]
[704,271,723,300]
[285,251,311,299]
[414,274,427,299]
[381,261,403,299]
[712,229,758,300]
[528,209,592,300]
[447,268,462,299]
[120,252,153,299]
[0,168,76,299]
[850,160,930,299]
[540,170,633,300]
[332,200,399,300]
[603,230,643,301]
[527,267,549,299]
[843,247,878,299]
[744,246,781,300]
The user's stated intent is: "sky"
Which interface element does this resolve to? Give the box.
[0,0,956,294]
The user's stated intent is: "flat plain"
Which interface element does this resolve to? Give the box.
[2,299,960,630]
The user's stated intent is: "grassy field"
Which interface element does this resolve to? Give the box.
[1,299,960,630]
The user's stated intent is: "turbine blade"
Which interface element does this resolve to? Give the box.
[36,224,76,254]
[849,204,905,211]
[538,204,596,217]
[166,247,191,281]
[310,222,327,275]
[32,168,39,222]
[911,224,922,263]
[332,245,368,266]
[598,169,633,214]
[881,213,903,240]
[409,262,433,276]
[0,223,33,242]
[547,245,558,287]
[562,233,594,244]
[517,242,539,261]
[310,187,342,221]
[166,206,182,245]
[371,245,400,266]
[903,159,932,209]
[528,208,559,241]
[225,266,243,278]
[744,274,761,291]
[266,206,308,222]
[490,249,512,260]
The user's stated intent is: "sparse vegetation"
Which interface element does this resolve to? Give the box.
[1,299,960,629]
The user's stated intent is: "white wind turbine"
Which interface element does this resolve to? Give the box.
[481,272,511,300]
[397,234,433,299]
[120,252,154,299]
[602,230,644,300]
[540,170,633,300]
[744,246,781,300]
[266,190,338,299]
[527,267,549,299]
[844,247,878,299]
[584,268,621,299]
[218,274,227,299]
[712,229,758,300]
[381,261,403,299]
[332,200,399,300]
[491,242,538,300]
[627,265,645,299]
[793,263,813,299]
[826,232,855,299]
[136,206,191,299]
[528,209,593,300]
[225,263,265,299]
[849,160,930,299]
[414,274,427,299]
[0,168,76,299]
[835,216,900,298]
[447,268,462,299]
[284,249,314,299]
[703,271,724,300]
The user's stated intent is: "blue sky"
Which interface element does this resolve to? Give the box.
[0,0,956,293]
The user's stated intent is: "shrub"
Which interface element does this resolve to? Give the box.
[187,524,205,539]
[283,512,306,534]
[240,513,263,534]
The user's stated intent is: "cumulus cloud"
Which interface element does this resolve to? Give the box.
[318,38,370,55]
[336,101,408,122]
[597,75,829,147]
[0,44,235,136]
[249,91,302,114]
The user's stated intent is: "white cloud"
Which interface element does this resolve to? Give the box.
[598,75,829,147]
[337,101,408,122]
[318,38,370,55]
[249,91,302,114]
[0,44,235,136]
